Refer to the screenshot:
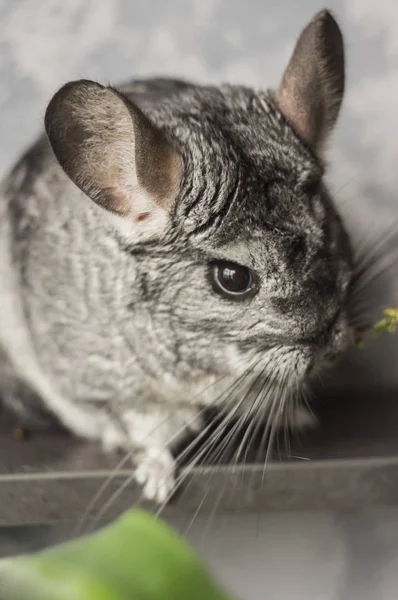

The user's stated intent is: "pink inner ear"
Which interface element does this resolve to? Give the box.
[111,187,133,217]
[110,185,154,224]
[276,85,315,148]
[136,212,150,223]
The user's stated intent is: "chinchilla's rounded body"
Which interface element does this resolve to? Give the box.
[0,11,359,502]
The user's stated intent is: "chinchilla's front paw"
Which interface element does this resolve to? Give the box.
[134,447,176,504]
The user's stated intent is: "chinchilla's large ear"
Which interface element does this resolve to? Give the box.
[275,9,345,155]
[45,79,183,239]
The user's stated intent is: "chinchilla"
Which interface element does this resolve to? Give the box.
[0,10,363,503]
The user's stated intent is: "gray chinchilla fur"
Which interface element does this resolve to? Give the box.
[0,10,367,502]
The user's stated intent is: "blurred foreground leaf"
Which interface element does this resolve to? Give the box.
[0,510,235,600]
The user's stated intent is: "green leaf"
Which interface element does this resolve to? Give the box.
[0,510,235,600]
[356,307,398,349]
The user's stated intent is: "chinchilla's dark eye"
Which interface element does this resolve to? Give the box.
[211,261,254,298]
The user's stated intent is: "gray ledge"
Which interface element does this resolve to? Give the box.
[0,388,397,526]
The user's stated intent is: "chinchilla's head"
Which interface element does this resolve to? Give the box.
[45,10,354,407]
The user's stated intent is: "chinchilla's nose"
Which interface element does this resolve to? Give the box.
[272,292,343,347]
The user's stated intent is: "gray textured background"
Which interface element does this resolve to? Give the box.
[0,1,398,599]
